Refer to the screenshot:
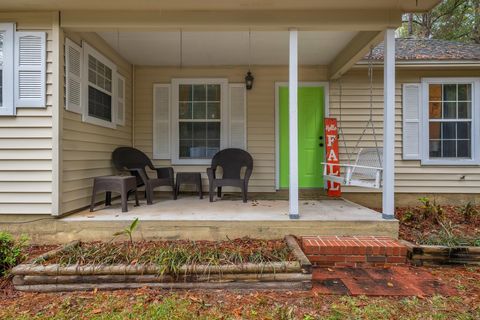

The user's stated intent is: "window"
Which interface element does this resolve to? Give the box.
[0,23,14,115]
[82,42,116,128]
[171,79,228,164]
[422,78,480,165]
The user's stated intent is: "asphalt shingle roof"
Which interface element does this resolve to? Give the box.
[368,38,480,61]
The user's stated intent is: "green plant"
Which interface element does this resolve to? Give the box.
[113,218,139,245]
[401,210,415,223]
[419,197,444,224]
[459,201,478,222]
[418,220,479,247]
[0,231,28,276]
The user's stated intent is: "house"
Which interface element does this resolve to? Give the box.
[4,0,478,243]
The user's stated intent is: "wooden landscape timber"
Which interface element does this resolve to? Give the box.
[12,235,312,292]
[401,240,480,266]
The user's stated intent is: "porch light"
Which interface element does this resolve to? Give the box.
[245,71,254,90]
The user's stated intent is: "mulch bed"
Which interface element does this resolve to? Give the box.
[39,238,295,266]
[395,205,479,245]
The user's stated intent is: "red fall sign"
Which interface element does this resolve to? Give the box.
[324,118,341,197]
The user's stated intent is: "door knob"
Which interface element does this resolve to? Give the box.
[319,143,324,147]
[319,136,323,140]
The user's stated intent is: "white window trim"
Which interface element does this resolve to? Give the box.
[170,78,228,165]
[0,23,15,116]
[421,77,480,165]
[82,41,117,129]
[117,73,125,126]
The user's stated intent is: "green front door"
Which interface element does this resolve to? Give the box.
[279,86,325,188]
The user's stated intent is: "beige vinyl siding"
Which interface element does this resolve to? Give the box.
[134,66,328,192]
[0,13,54,214]
[61,32,133,214]
[330,68,480,194]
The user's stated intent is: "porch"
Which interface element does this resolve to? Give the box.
[19,194,395,244]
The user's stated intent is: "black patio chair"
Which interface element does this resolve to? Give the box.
[206,148,253,203]
[112,147,175,204]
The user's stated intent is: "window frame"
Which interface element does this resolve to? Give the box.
[170,78,228,165]
[421,77,480,165]
[116,73,125,126]
[0,23,15,116]
[82,41,117,129]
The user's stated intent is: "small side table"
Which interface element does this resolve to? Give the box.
[175,172,203,199]
[90,176,139,212]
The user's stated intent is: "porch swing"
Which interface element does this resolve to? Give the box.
[322,48,383,189]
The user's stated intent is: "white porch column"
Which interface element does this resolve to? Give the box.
[382,28,396,219]
[289,28,299,219]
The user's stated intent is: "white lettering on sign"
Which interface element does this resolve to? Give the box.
[327,134,336,147]
[327,149,338,162]
[325,124,337,131]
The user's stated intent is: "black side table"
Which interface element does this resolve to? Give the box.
[175,172,203,199]
[90,176,139,212]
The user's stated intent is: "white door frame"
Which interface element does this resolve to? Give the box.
[274,81,330,190]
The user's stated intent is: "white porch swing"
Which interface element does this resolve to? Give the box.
[322,48,383,189]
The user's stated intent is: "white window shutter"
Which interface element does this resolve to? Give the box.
[153,84,171,159]
[14,32,46,108]
[65,38,83,114]
[229,83,247,150]
[402,83,422,160]
[117,73,125,125]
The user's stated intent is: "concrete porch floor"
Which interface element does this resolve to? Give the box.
[65,197,386,222]
[4,195,398,244]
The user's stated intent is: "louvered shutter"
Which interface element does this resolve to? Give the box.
[14,32,46,108]
[402,83,422,160]
[65,38,83,114]
[153,84,171,159]
[117,74,125,125]
[229,83,247,150]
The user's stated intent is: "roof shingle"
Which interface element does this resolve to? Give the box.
[368,38,480,61]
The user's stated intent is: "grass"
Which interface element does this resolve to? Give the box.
[41,238,294,277]
[0,291,478,320]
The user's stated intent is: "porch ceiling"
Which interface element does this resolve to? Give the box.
[1,0,440,12]
[98,31,358,66]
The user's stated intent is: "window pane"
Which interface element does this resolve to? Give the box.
[88,56,96,71]
[429,140,441,157]
[207,122,220,139]
[458,84,471,101]
[458,102,471,119]
[179,139,193,158]
[179,85,192,101]
[442,122,456,139]
[191,140,207,158]
[443,140,456,157]
[88,86,112,122]
[193,85,206,101]
[179,122,192,139]
[443,102,456,119]
[457,140,471,158]
[207,84,221,101]
[192,102,206,119]
[207,140,220,158]
[429,84,442,101]
[457,122,471,139]
[179,102,192,119]
[429,122,441,139]
[443,84,457,101]
[429,102,441,119]
[192,122,206,139]
[0,32,4,66]
[207,102,221,119]
[88,69,96,83]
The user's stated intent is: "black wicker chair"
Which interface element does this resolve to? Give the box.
[112,147,175,204]
[206,148,253,203]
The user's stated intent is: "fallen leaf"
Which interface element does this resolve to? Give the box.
[387,282,394,287]
[91,309,102,314]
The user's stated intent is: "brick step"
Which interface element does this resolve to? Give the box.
[302,236,408,267]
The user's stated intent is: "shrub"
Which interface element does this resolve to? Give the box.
[0,231,28,276]
[418,197,444,224]
[459,201,478,222]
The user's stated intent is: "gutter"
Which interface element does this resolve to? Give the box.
[354,60,480,68]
